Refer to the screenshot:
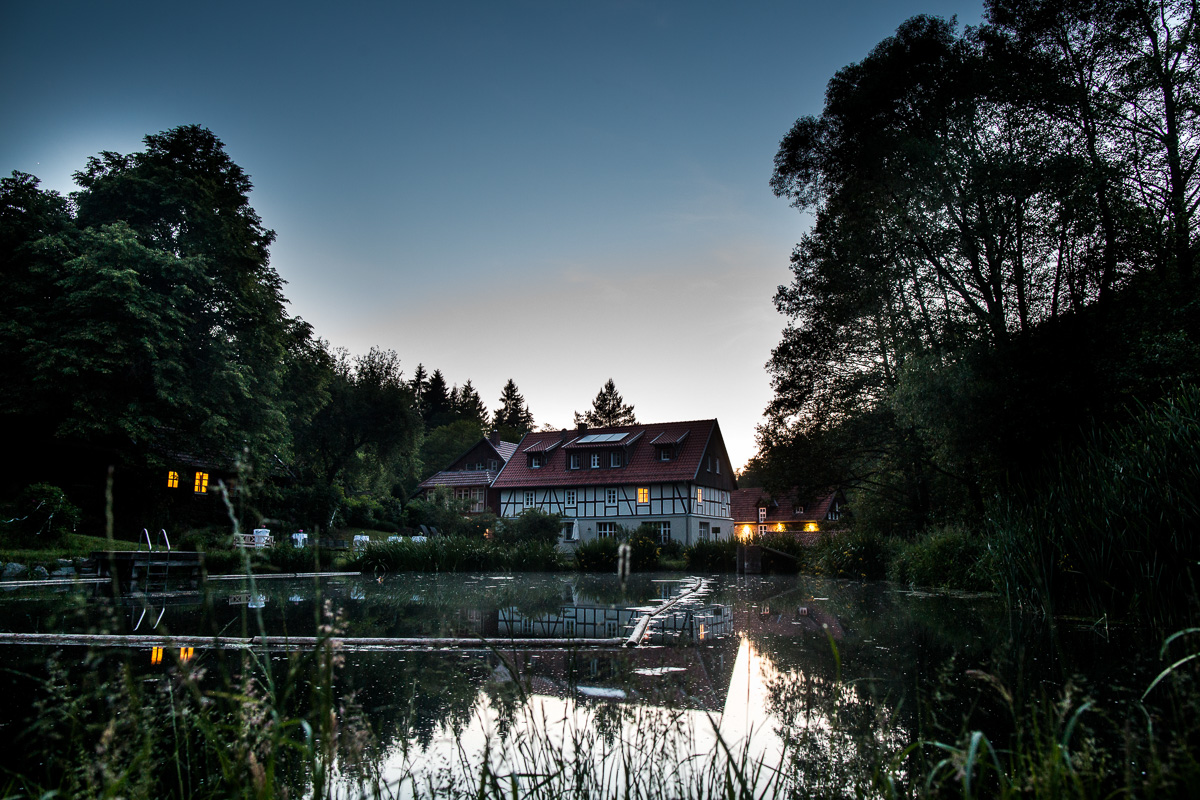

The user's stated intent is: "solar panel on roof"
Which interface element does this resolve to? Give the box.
[576,433,626,443]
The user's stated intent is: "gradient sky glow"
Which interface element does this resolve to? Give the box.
[2,0,985,470]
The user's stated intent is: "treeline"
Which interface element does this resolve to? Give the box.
[756,1,1200,618]
[0,125,536,533]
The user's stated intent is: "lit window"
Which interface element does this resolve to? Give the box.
[804,522,819,533]
[570,453,581,469]
[758,507,767,523]
[637,487,649,504]
[597,522,616,539]
[696,488,703,504]
[167,471,179,488]
[524,491,535,507]
[565,490,577,507]
[194,472,209,494]
[591,453,600,468]
[605,488,617,505]
[610,451,621,468]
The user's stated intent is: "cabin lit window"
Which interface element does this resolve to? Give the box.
[637,487,649,504]
[804,522,819,533]
[167,471,179,488]
[193,472,209,494]
[605,488,617,505]
[696,487,703,504]
[758,507,766,523]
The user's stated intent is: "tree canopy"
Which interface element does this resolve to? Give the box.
[760,4,1200,530]
[574,379,637,427]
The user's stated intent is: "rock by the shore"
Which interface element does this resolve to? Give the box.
[32,566,49,579]
[1,563,27,579]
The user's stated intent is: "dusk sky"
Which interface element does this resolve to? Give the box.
[3,0,984,470]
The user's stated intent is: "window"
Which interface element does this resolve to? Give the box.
[658,448,671,461]
[699,521,710,540]
[455,487,486,512]
[193,472,209,494]
[696,487,703,504]
[716,457,721,474]
[610,451,622,468]
[637,487,649,504]
[167,471,179,489]
[488,459,498,471]
[530,455,542,469]
[591,453,600,469]
[758,507,767,523]
[565,489,577,507]
[707,455,712,472]
[569,453,581,469]
[758,524,767,536]
[605,488,617,505]
[524,490,535,507]
[653,521,671,544]
[597,522,616,538]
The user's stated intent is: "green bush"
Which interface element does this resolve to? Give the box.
[575,537,620,571]
[813,529,894,581]
[684,538,737,572]
[403,486,474,536]
[352,536,569,573]
[627,524,661,571]
[889,524,995,591]
[494,508,563,546]
[0,484,81,546]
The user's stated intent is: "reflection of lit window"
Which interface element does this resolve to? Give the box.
[637,487,648,504]
[167,471,179,488]
[194,472,209,494]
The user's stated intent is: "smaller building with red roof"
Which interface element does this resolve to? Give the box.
[416,430,519,514]
[730,487,847,544]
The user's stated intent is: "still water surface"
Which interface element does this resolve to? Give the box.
[0,572,1166,795]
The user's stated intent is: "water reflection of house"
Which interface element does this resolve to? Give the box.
[496,603,735,643]
[732,603,845,641]
[731,488,847,542]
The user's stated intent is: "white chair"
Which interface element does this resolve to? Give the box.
[387,535,403,543]
[353,534,371,550]
[292,532,308,547]
[411,535,427,543]
[252,529,271,548]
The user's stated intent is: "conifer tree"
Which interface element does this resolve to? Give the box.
[493,379,535,440]
[574,379,637,427]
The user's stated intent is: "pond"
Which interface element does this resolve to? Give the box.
[0,571,1184,798]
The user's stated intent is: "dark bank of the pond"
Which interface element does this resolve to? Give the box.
[0,573,1192,798]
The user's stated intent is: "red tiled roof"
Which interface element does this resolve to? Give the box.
[522,439,561,453]
[417,470,499,490]
[492,420,721,488]
[731,487,837,524]
[495,441,518,462]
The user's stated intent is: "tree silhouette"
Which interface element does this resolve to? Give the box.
[574,379,636,427]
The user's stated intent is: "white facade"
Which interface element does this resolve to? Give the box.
[499,483,732,545]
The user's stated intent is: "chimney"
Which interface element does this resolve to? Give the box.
[488,429,500,446]
[577,422,588,432]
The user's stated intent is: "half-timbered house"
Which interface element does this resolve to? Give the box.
[731,487,847,543]
[491,419,736,545]
[416,430,518,514]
